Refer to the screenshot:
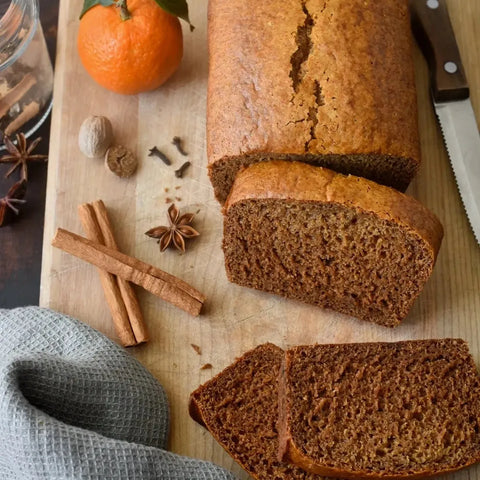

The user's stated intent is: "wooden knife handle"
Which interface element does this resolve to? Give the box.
[410,0,469,102]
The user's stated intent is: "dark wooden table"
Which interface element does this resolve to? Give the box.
[0,0,58,307]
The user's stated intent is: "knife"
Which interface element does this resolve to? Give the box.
[410,0,480,245]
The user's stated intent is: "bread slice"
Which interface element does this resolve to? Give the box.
[223,161,443,327]
[279,340,480,479]
[208,0,420,203]
[189,343,321,480]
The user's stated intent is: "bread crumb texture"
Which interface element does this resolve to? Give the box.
[284,340,480,477]
[189,344,319,479]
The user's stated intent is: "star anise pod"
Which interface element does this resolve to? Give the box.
[0,179,27,227]
[0,133,48,181]
[145,203,199,253]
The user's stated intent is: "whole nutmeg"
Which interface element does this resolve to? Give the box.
[78,115,113,158]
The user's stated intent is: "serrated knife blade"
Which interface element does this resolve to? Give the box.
[434,99,480,243]
[410,0,480,245]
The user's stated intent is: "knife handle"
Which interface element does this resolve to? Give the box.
[410,0,469,102]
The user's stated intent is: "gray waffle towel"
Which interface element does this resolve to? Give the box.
[0,307,237,480]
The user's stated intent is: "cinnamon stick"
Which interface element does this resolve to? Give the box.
[52,228,205,316]
[81,200,149,344]
[78,203,137,346]
[5,101,40,136]
[0,74,37,118]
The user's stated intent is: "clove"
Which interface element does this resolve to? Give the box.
[172,136,188,156]
[174,161,191,179]
[148,146,171,166]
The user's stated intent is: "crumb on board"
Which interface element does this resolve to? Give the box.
[201,363,213,370]
[191,344,202,355]
[164,187,169,193]
[175,185,181,190]
[175,197,182,202]
[165,197,172,204]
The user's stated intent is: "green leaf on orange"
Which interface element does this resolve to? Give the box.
[80,0,115,19]
[153,0,195,31]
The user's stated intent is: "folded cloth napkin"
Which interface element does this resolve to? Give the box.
[0,307,237,480]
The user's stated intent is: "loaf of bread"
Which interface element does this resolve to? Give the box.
[279,340,480,479]
[189,343,321,480]
[223,161,443,327]
[207,0,420,203]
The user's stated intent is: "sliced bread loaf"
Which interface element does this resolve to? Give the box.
[279,340,480,479]
[208,0,420,203]
[189,343,321,480]
[223,161,443,327]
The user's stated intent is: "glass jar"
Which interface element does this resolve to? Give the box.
[0,0,53,141]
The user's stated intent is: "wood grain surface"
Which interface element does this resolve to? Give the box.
[40,1,480,479]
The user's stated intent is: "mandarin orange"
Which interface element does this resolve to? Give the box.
[77,0,183,95]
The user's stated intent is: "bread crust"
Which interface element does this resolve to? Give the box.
[224,161,443,259]
[207,0,420,201]
[283,441,480,480]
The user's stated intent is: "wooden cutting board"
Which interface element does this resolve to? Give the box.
[41,1,480,478]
